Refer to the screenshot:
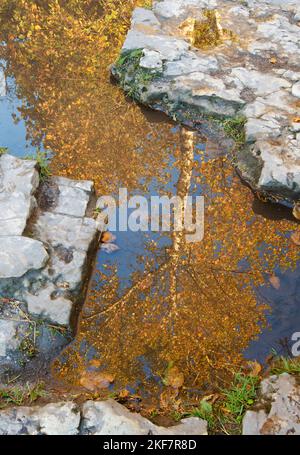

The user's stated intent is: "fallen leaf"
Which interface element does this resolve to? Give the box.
[80,371,115,391]
[269,57,277,64]
[247,360,262,377]
[101,232,115,243]
[293,117,300,123]
[269,275,280,290]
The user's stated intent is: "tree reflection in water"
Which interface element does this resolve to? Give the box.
[0,0,299,405]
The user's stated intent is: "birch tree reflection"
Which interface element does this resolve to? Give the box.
[54,129,300,394]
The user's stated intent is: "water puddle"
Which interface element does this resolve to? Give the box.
[0,2,300,410]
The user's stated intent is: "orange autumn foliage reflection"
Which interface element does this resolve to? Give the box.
[0,1,300,401]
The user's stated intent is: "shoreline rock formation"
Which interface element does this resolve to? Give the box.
[0,153,100,379]
[0,372,298,435]
[0,399,207,435]
[112,0,300,205]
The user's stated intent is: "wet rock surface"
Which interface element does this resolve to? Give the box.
[0,154,99,380]
[112,0,300,204]
[0,399,207,435]
[243,373,300,435]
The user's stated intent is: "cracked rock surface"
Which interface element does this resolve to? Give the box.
[0,399,207,435]
[112,0,300,203]
[243,373,300,435]
[0,154,99,378]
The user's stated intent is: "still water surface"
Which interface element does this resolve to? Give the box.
[0,2,300,405]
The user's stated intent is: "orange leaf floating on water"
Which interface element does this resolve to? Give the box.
[293,117,300,123]
[80,371,115,392]
[165,366,184,389]
[101,232,114,243]
[269,275,280,290]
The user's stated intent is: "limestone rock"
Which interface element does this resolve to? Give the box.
[292,81,300,99]
[0,402,80,435]
[243,374,300,435]
[25,284,73,326]
[37,402,80,435]
[50,176,94,218]
[140,49,163,70]
[81,399,207,435]
[113,1,300,203]
[0,154,39,236]
[0,237,49,279]
[0,399,207,435]
[0,320,19,357]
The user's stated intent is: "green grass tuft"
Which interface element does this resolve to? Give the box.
[0,382,46,409]
[222,372,260,424]
[25,151,51,182]
[0,146,8,155]
[270,356,300,376]
[218,116,247,146]
[115,48,162,101]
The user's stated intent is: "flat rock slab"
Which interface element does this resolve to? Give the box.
[0,236,48,279]
[0,402,80,435]
[113,0,300,203]
[25,284,73,327]
[50,176,94,218]
[0,399,207,435]
[81,399,207,435]
[0,154,39,235]
[0,155,98,332]
[243,373,300,435]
